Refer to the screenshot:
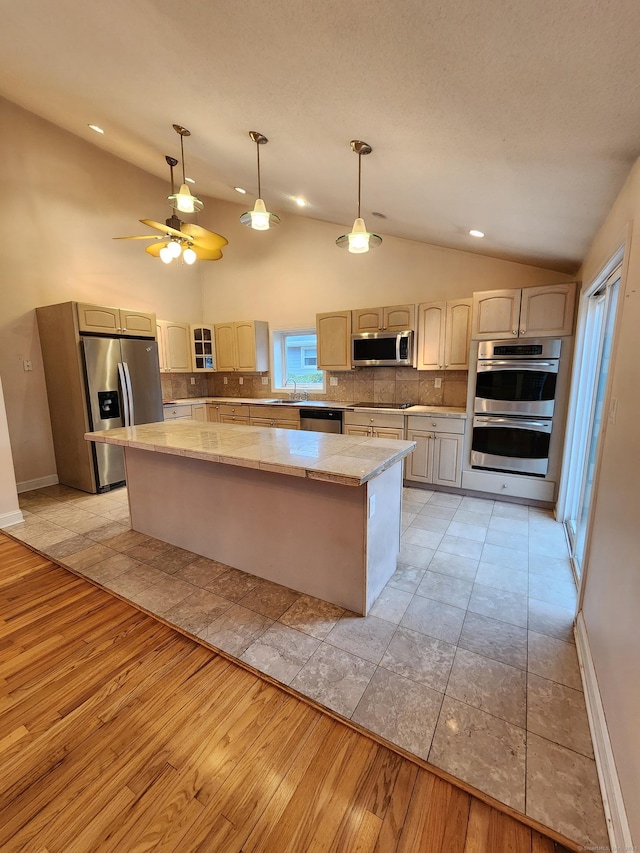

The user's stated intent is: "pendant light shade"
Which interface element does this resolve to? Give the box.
[240,131,280,230]
[336,140,382,254]
[168,125,204,213]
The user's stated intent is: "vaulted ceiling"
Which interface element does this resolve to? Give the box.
[3,0,640,273]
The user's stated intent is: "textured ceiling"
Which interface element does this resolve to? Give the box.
[2,0,640,273]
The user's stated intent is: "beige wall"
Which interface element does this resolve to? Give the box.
[575,158,640,843]
[0,94,570,489]
[0,376,22,527]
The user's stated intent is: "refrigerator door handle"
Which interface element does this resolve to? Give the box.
[122,361,135,425]
[117,362,131,427]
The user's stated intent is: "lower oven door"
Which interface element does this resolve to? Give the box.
[471,415,553,477]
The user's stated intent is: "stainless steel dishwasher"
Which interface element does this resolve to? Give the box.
[299,408,343,433]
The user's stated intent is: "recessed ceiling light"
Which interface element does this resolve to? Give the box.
[234,186,247,194]
[469,229,485,238]
[294,197,306,207]
[185,177,195,184]
[88,124,104,134]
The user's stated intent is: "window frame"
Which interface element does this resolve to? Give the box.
[271,328,325,394]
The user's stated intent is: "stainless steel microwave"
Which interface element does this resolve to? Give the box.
[351,330,414,366]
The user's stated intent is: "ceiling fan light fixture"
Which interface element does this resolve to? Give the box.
[159,245,173,264]
[167,239,183,259]
[336,140,381,254]
[240,131,280,231]
[183,246,197,265]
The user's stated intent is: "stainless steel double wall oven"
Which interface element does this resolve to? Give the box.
[471,338,561,477]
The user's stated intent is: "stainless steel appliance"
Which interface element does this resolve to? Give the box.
[351,330,414,366]
[471,338,561,477]
[83,336,163,490]
[474,338,561,417]
[299,408,343,433]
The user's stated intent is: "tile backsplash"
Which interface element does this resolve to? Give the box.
[190,366,470,408]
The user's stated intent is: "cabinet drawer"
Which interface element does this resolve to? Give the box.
[406,415,465,434]
[218,404,251,416]
[249,405,300,420]
[461,469,555,502]
[164,405,192,420]
[344,412,405,429]
[219,415,250,425]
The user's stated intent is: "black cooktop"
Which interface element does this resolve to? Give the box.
[351,402,413,409]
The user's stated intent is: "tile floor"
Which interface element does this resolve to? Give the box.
[6,483,608,848]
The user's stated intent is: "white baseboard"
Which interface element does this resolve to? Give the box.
[16,474,59,493]
[574,612,633,851]
[0,509,24,528]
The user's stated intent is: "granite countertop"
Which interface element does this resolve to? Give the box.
[85,420,416,487]
[162,397,467,417]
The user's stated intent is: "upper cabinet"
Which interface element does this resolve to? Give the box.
[417,299,472,371]
[157,320,191,372]
[352,304,416,333]
[77,303,155,337]
[214,320,269,372]
[190,324,215,372]
[316,311,352,371]
[472,283,576,340]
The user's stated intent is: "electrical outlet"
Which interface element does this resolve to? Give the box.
[261,376,269,385]
[434,377,442,389]
[330,376,338,386]
[369,494,376,518]
[239,377,244,385]
[23,360,32,372]
[223,377,228,385]
[190,377,196,385]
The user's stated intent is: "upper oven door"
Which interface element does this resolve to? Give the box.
[474,359,559,417]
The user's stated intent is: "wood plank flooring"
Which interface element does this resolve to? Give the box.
[0,533,577,852]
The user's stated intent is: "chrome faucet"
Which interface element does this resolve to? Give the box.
[286,378,308,402]
[287,378,298,400]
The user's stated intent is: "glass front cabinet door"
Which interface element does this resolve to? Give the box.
[191,325,215,372]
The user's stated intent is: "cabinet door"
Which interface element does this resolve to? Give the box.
[120,309,155,337]
[191,325,215,372]
[317,311,352,371]
[432,434,463,487]
[77,303,120,335]
[159,321,191,371]
[344,424,371,437]
[207,404,220,423]
[352,308,383,332]
[235,321,257,371]
[417,302,446,370]
[472,290,521,340]
[372,427,405,440]
[384,304,415,330]
[405,429,434,483]
[444,299,472,369]
[156,323,167,372]
[520,284,576,337]
[214,323,237,371]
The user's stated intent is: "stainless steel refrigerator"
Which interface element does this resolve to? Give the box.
[37,302,163,494]
[82,336,163,491]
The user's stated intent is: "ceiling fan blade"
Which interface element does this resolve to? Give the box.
[145,241,170,257]
[180,223,228,251]
[139,218,187,241]
[192,245,224,261]
[113,235,163,241]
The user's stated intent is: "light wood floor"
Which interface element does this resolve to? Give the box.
[0,533,576,853]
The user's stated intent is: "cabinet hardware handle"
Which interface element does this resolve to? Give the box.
[512,330,518,335]
[122,328,127,332]
[520,329,526,335]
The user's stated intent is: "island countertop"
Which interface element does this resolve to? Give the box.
[85,419,416,487]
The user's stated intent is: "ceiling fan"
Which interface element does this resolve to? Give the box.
[114,144,228,264]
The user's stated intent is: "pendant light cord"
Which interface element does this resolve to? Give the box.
[180,135,186,185]
[357,152,362,219]
[256,141,262,199]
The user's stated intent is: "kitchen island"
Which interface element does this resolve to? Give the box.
[85,420,415,615]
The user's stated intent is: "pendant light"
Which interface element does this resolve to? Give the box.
[168,124,204,214]
[336,140,382,254]
[240,131,280,231]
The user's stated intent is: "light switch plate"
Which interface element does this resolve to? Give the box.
[434,377,442,388]
[223,377,228,385]
[239,377,244,385]
[330,376,338,386]
[261,376,269,385]
[190,377,196,385]
[369,494,376,517]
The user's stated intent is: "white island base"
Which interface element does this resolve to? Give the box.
[124,446,403,615]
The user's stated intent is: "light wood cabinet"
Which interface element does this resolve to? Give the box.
[352,304,415,333]
[316,311,352,371]
[416,299,472,370]
[207,403,220,423]
[472,284,576,340]
[77,303,155,337]
[214,320,269,372]
[218,403,251,424]
[343,411,405,439]
[405,415,465,487]
[163,404,193,420]
[191,404,207,422]
[191,325,215,372]
[157,320,191,372]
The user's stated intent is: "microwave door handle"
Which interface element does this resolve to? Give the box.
[396,334,401,362]
[117,362,130,427]
[122,362,135,425]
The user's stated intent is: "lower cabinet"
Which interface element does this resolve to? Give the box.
[343,411,405,439]
[207,404,220,423]
[163,404,194,420]
[405,415,465,487]
[249,405,301,430]
[218,403,251,425]
[191,404,207,422]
